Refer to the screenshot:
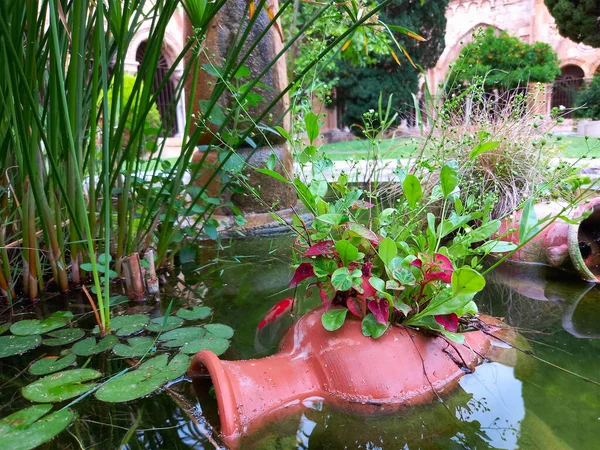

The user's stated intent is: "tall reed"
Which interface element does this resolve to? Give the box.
[0,0,380,331]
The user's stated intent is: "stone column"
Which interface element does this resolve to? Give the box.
[185,1,296,217]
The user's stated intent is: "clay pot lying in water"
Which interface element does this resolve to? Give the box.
[188,307,503,440]
[497,197,600,282]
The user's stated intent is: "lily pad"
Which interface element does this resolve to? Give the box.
[43,328,85,347]
[29,353,77,376]
[157,327,205,348]
[109,314,149,336]
[0,334,42,358]
[0,404,75,450]
[112,337,156,358]
[176,306,212,321]
[180,336,230,355]
[72,335,118,356]
[146,316,184,333]
[0,323,9,335]
[22,368,102,403]
[10,311,73,336]
[95,354,191,403]
[203,323,234,339]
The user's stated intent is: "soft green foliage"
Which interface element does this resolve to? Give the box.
[0,334,42,358]
[450,28,561,89]
[575,73,600,119]
[335,0,449,127]
[544,0,600,48]
[22,369,102,403]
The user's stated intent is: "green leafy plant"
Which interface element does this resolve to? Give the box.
[575,73,600,120]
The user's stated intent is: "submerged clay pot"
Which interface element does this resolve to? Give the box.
[497,197,600,282]
[188,307,497,439]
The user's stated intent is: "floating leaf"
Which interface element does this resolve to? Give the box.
[95,354,190,403]
[113,337,156,358]
[0,405,75,450]
[43,328,85,347]
[176,306,212,321]
[158,327,206,348]
[203,323,234,339]
[0,323,9,335]
[180,336,230,355]
[29,353,77,376]
[146,316,184,333]
[10,311,73,336]
[109,314,149,336]
[22,369,102,403]
[0,334,42,358]
[72,335,118,356]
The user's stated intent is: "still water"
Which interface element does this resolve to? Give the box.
[0,235,599,449]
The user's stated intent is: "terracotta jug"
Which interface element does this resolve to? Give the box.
[188,307,496,439]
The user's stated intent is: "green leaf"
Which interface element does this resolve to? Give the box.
[203,323,234,339]
[378,237,397,266]
[469,141,500,160]
[0,323,9,335]
[477,240,518,253]
[467,220,501,242]
[158,327,206,348]
[403,174,422,208]
[321,309,348,331]
[254,168,290,184]
[29,353,77,376]
[331,267,354,291]
[234,65,251,78]
[113,337,156,358]
[369,276,385,292]
[95,354,191,403]
[519,198,540,244]
[451,267,486,297]
[274,126,292,142]
[180,336,231,355]
[43,328,85,347]
[441,330,466,344]
[96,314,149,337]
[0,334,42,358]
[335,240,359,267]
[267,153,277,170]
[391,267,416,285]
[146,316,185,333]
[10,311,72,336]
[361,314,387,339]
[305,112,320,144]
[316,213,349,225]
[0,405,75,450]
[440,163,458,198]
[176,306,212,321]
[313,258,338,278]
[22,369,102,403]
[72,335,119,356]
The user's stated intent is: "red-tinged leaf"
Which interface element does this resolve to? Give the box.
[304,241,335,257]
[319,282,335,305]
[356,275,377,300]
[433,253,453,272]
[289,263,315,287]
[410,258,423,270]
[368,299,390,325]
[258,298,293,330]
[435,313,459,332]
[347,297,367,318]
[345,222,381,244]
[424,269,452,284]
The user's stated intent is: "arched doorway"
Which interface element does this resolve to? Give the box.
[136,42,179,137]
[551,65,585,117]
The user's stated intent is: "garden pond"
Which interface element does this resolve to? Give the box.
[0,234,599,449]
